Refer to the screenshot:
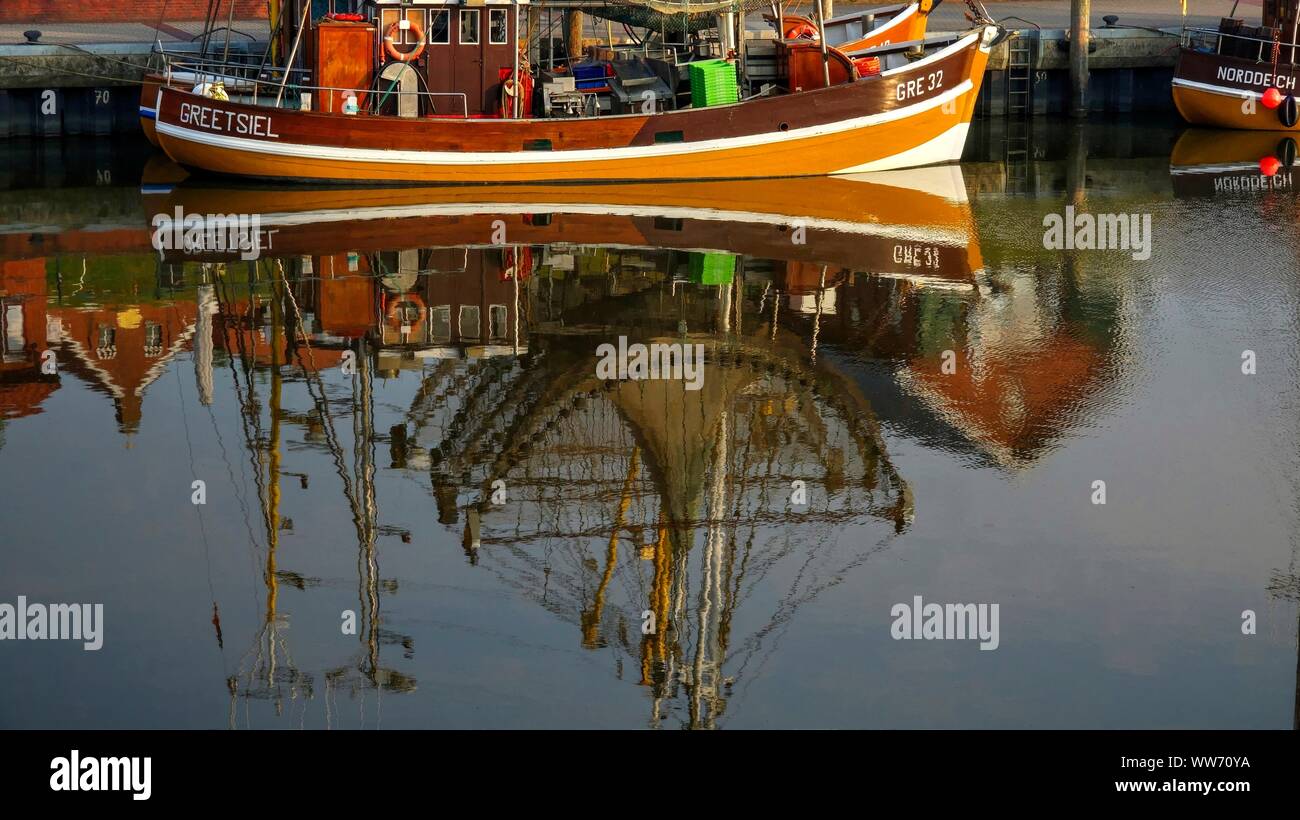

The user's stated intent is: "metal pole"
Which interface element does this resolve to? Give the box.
[1284,6,1294,66]
[813,0,831,87]
[513,1,521,118]
[737,8,747,91]
[222,0,237,64]
[1070,0,1089,118]
[274,0,312,108]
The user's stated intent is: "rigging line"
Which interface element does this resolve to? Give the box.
[212,270,274,615]
[200,0,220,58]
[216,270,270,534]
[171,315,228,672]
[288,327,365,535]
[275,295,370,644]
[204,387,260,605]
[267,259,361,526]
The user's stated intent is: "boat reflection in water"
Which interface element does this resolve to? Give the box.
[1169,128,1300,198]
[0,164,1120,727]
[134,170,990,727]
[7,131,1296,729]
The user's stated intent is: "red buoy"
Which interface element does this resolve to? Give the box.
[1263,87,1284,109]
[1260,155,1283,176]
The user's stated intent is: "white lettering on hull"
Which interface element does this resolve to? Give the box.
[179,101,280,138]
[1215,65,1298,90]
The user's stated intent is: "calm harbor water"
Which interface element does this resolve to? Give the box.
[1,121,1298,729]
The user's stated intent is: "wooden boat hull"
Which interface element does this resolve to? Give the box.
[1172,46,1300,131]
[139,74,164,147]
[154,27,995,184]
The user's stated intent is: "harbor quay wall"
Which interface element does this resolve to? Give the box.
[0,27,1181,138]
[0,1,267,23]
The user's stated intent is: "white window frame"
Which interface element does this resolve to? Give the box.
[459,9,480,45]
[428,9,450,45]
[489,8,509,45]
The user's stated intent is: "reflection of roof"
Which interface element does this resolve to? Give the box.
[902,334,1105,466]
[0,380,57,420]
[51,305,197,434]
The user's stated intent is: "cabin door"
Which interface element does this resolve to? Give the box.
[454,8,485,114]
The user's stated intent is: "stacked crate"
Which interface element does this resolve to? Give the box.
[689,252,736,285]
[687,60,739,108]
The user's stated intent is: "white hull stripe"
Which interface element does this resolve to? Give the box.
[1169,162,1281,175]
[1172,77,1260,100]
[157,79,971,168]
[836,3,916,45]
[831,121,969,173]
[881,31,981,78]
[245,200,972,244]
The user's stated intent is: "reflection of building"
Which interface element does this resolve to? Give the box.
[812,258,1123,468]
[371,247,529,373]
[51,298,197,434]
[0,259,59,420]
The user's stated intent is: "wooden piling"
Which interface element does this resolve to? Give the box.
[1070,0,1090,118]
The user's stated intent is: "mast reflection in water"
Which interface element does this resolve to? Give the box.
[1,131,1298,728]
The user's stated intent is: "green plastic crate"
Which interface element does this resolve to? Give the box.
[688,59,739,108]
[690,252,736,285]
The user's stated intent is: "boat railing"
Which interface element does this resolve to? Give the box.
[163,57,471,118]
[1183,25,1300,62]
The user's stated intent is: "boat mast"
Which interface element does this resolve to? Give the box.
[274,1,313,107]
[269,0,282,65]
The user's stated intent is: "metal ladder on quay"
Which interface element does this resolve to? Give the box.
[1004,30,1037,194]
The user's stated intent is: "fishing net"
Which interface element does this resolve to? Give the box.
[582,1,784,37]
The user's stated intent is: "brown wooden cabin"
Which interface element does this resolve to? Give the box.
[306,0,527,117]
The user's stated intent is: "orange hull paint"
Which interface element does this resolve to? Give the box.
[158,101,970,183]
[1172,84,1300,131]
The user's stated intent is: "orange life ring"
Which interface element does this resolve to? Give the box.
[384,20,426,63]
[386,292,426,326]
[784,20,819,40]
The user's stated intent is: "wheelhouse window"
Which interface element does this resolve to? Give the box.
[430,306,451,343]
[459,305,480,340]
[460,10,480,45]
[489,9,509,45]
[405,11,423,45]
[428,9,450,44]
[489,304,508,340]
[4,304,23,355]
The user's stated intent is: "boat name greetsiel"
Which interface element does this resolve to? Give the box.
[179,101,279,138]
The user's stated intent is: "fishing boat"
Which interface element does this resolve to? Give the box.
[149,0,999,183]
[139,2,948,150]
[1173,1,1300,130]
